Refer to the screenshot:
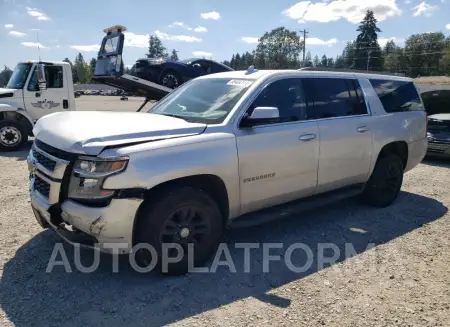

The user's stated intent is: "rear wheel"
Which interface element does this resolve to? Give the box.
[0,120,28,151]
[160,70,181,89]
[361,154,404,207]
[134,187,224,275]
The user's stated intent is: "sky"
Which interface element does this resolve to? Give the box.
[0,0,450,69]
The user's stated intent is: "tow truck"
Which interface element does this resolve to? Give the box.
[0,25,172,151]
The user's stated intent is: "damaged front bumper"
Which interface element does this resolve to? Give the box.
[28,141,142,254]
[30,190,142,254]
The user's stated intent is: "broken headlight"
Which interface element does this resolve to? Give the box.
[68,156,129,200]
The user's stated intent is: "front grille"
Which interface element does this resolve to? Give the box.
[33,149,57,171]
[34,175,50,198]
[428,141,450,153]
[34,139,78,162]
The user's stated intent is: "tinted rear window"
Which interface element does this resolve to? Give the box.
[369,79,424,112]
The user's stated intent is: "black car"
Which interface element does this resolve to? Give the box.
[134,57,234,89]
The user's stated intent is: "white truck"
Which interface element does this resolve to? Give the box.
[0,61,75,151]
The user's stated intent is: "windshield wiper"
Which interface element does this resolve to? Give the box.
[157,113,191,122]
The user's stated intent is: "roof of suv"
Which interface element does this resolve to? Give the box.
[199,69,413,83]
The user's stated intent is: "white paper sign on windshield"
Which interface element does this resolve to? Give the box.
[226,79,253,87]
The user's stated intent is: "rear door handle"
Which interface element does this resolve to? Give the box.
[299,134,316,141]
[357,126,369,133]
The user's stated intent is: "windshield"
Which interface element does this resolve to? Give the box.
[102,35,119,54]
[180,58,198,64]
[6,63,32,89]
[148,78,254,124]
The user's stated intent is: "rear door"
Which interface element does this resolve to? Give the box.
[23,64,70,120]
[304,77,374,193]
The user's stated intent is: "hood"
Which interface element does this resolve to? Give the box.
[428,113,450,121]
[33,111,207,156]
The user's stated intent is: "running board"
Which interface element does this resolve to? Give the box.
[228,184,365,229]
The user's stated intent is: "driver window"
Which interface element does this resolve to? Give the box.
[246,78,308,124]
[194,61,212,73]
[27,65,63,91]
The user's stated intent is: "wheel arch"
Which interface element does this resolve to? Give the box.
[132,174,230,246]
[373,141,409,172]
[0,108,34,136]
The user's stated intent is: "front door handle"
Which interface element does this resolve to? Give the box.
[357,126,369,133]
[299,133,316,141]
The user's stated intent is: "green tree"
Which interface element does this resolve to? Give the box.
[341,41,356,68]
[304,51,313,67]
[321,55,328,67]
[354,10,383,71]
[439,45,450,75]
[0,66,13,87]
[169,49,179,61]
[73,53,86,84]
[334,55,345,68]
[254,27,303,69]
[404,32,449,77]
[313,55,320,67]
[83,62,92,83]
[327,57,335,68]
[384,47,407,74]
[234,53,241,70]
[147,35,168,58]
[383,40,397,56]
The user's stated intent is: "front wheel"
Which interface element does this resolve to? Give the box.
[0,120,28,151]
[134,187,224,275]
[361,154,404,207]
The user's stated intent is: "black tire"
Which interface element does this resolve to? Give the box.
[134,187,224,276]
[160,70,181,89]
[0,120,28,151]
[361,154,404,208]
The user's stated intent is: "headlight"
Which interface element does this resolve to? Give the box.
[68,156,128,200]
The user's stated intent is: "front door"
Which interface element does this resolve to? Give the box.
[235,77,320,214]
[304,77,374,193]
[23,64,69,121]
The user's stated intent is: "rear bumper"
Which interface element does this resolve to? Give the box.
[405,137,428,173]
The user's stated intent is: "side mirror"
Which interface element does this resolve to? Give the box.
[241,106,279,127]
[37,63,47,91]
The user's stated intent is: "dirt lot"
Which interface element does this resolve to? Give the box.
[0,99,450,326]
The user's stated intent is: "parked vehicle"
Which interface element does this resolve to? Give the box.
[135,57,234,89]
[0,61,75,151]
[28,66,428,275]
[421,90,450,158]
[120,94,128,100]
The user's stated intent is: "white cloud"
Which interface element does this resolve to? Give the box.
[446,23,450,30]
[412,2,438,17]
[4,24,14,29]
[305,37,338,46]
[21,42,47,48]
[70,44,100,52]
[155,30,202,42]
[169,22,208,33]
[378,36,405,47]
[283,0,401,24]
[124,32,149,48]
[192,51,212,57]
[30,28,40,31]
[193,26,208,33]
[241,37,259,44]
[26,7,50,21]
[200,11,221,20]
[8,31,27,37]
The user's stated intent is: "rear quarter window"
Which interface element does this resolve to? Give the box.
[369,79,424,112]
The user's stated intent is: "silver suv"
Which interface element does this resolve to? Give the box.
[28,68,428,275]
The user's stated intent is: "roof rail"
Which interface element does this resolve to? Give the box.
[298,67,406,77]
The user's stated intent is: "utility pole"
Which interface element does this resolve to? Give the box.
[300,29,309,67]
[366,50,372,71]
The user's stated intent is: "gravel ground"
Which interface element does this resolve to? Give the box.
[0,135,450,325]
